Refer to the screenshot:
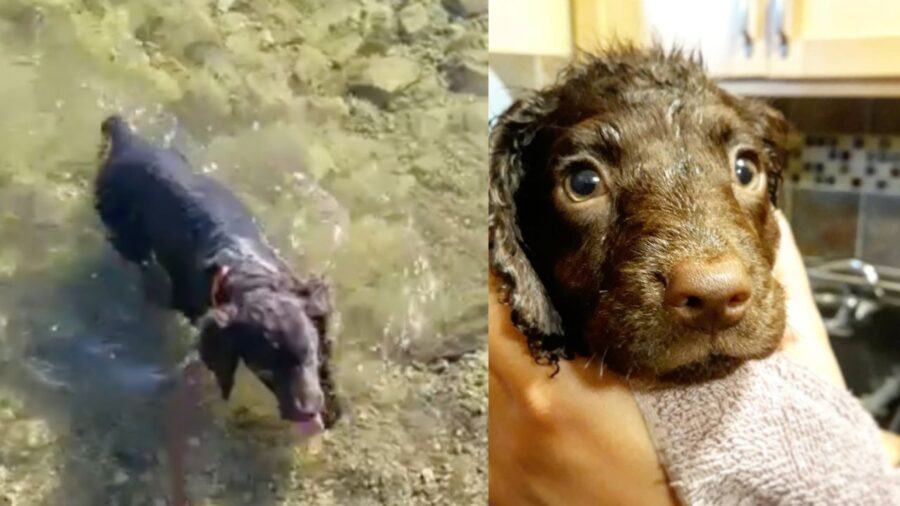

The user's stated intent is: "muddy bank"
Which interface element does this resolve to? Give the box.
[0,0,486,504]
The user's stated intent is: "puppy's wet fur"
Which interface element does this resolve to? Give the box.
[95,115,340,427]
[489,47,788,382]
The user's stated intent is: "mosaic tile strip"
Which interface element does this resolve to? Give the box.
[785,133,900,195]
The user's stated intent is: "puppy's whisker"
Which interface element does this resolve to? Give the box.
[597,347,610,378]
[583,353,597,370]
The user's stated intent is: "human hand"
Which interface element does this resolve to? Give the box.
[771,210,846,389]
[488,273,678,506]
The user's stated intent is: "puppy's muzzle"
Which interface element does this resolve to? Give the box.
[664,255,752,332]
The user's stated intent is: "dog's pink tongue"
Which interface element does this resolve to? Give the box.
[295,414,324,436]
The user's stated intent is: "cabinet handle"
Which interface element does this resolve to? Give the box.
[772,0,789,57]
[738,0,753,57]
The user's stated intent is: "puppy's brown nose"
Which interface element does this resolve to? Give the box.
[664,256,752,331]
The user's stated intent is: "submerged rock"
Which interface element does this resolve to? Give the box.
[442,0,488,17]
[440,51,488,95]
[346,56,421,108]
[399,4,430,37]
[360,1,397,45]
[320,33,364,64]
[7,419,55,449]
[293,45,332,84]
[216,0,236,13]
[112,469,129,486]
[405,107,450,140]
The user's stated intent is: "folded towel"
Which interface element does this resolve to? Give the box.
[632,354,900,505]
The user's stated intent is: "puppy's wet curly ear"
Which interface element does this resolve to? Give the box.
[199,308,239,400]
[745,99,789,205]
[489,96,564,338]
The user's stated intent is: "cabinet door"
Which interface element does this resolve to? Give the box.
[641,0,769,78]
[769,0,900,78]
[489,0,572,57]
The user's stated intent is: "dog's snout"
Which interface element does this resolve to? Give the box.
[664,256,752,331]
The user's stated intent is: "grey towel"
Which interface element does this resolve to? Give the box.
[632,353,900,505]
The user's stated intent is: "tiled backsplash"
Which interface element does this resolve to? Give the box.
[784,132,900,266]
[785,133,900,194]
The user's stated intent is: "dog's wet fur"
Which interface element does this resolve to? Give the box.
[489,46,788,382]
[95,115,340,427]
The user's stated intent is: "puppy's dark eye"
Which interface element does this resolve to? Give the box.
[733,151,760,187]
[563,163,605,202]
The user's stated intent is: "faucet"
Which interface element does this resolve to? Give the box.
[810,259,883,338]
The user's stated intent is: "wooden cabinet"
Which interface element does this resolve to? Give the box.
[488,0,572,56]
[488,0,574,93]
[572,0,770,78]
[769,0,900,78]
[640,0,769,79]
[573,0,900,84]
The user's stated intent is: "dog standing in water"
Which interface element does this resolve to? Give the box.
[94,115,340,433]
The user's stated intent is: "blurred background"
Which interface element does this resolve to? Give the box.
[490,0,900,433]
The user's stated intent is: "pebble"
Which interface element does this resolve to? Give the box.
[260,29,275,47]
[421,467,435,485]
[113,470,129,485]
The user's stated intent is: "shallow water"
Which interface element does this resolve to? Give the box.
[0,1,487,504]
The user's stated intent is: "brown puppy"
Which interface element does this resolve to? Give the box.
[489,46,788,382]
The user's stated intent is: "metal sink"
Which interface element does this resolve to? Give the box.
[808,258,900,430]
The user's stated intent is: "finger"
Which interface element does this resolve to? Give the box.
[772,210,809,293]
[771,211,829,335]
[488,271,555,390]
[772,210,822,322]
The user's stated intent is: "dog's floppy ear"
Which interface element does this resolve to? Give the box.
[489,96,564,339]
[294,275,331,339]
[744,98,788,206]
[199,306,239,400]
[294,275,342,427]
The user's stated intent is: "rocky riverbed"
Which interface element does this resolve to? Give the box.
[0,0,486,504]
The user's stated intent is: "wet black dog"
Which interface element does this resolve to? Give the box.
[95,115,339,432]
